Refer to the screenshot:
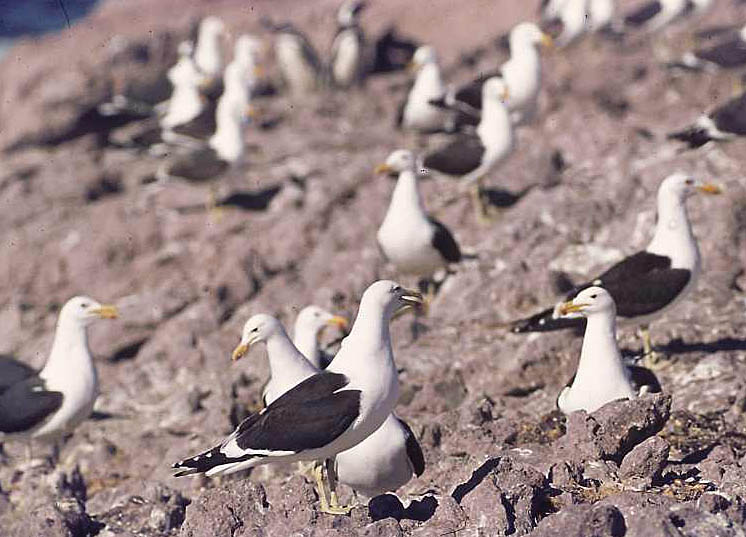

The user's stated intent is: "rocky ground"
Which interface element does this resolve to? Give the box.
[1,0,746,535]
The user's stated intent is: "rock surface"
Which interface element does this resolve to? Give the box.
[1,0,746,536]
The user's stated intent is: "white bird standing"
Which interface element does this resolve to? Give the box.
[397,46,450,133]
[556,287,637,414]
[173,281,423,515]
[376,149,462,292]
[194,16,227,97]
[0,297,118,446]
[330,0,368,88]
[160,41,207,131]
[268,21,323,95]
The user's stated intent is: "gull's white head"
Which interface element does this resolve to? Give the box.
[295,306,348,337]
[234,34,264,64]
[337,0,367,26]
[199,16,226,40]
[510,22,553,50]
[60,296,119,326]
[360,280,424,316]
[482,76,510,104]
[658,173,722,202]
[375,149,416,176]
[178,40,194,57]
[409,46,438,72]
[232,314,286,361]
[559,286,616,317]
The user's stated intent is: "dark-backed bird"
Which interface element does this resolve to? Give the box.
[172,281,423,515]
[623,0,688,32]
[437,23,552,125]
[667,25,746,71]
[422,77,514,223]
[330,0,368,88]
[668,90,746,148]
[555,287,661,414]
[510,173,721,358]
[231,308,423,504]
[0,297,117,445]
[376,149,462,297]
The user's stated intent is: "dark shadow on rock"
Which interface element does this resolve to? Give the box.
[218,186,282,211]
[659,337,746,355]
[108,337,148,362]
[368,493,438,523]
[451,457,501,504]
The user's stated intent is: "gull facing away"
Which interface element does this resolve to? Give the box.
[510,173,721,360]
[172,281,423,514]
[556,287,660,414]
[329,0,369,88]
[292,306,349,369]
[0,297,118,453]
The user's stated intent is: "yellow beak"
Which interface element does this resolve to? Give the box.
[245,105,257,119]
[327,316,349,330]
[401,290,424,306]
[232,343,249,361]
[92,305,118,319]
[541,33,554,49]
[374,163,393,175]
[558,301,587,316]
[501,87,510,101]
[406,60,419,74]
[254,65,265,78]
[697,183,722,194]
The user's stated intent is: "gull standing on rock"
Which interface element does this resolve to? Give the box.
[376,149,462,298]
[668,91,746,148]
[265,20,323,96]
[173,281,422,514]
[330,0,368,88]
[0,297,118,453]
[194,16,228,100]
[422,77,514,223]
[438,23,552,125]
[510,174,721,360]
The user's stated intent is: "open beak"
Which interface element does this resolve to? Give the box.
[374,163,393,175]
[92,305,119,319]
[326,316,349,331]
[541,33,554,49]
[401,290,424,306]
[558,301,588,316]
[232,334,260,361]
[697,183,722,195]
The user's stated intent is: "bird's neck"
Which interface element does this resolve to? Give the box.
[292,326,322,368]
[196,38,221,76]
[210,90,245,162]
[385,170,424,221]
[574,313,625,386]
[266,330,312,373]
[414,63,443,97]
[347,303,392,354]
[478,98,512,146]
[647,193,699,269]
[40,318,92,381]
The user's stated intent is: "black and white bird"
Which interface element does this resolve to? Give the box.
[376,150,462,293]
[556,287,661,414]
[542,0,591,47]
[510,173,721,357]
[448,22,551,125]
[668,25,746,71]
[422,77,514,223]
[0,297,117,444]
[623,0,688,32]
[329,0,368,88]
[172,281,422,514]
[397,46,450,133]
[291,306,349,370]
[232,307,423,503]
[265,20,323,95]
[668,90,746,148]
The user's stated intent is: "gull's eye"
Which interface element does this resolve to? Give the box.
[80,302,89,309]
[251,327,259,333]
[590,294,597,299]
[685,178,694,185]
[392,285,401,293]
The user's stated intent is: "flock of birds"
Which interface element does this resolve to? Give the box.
[1,0,744,517]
